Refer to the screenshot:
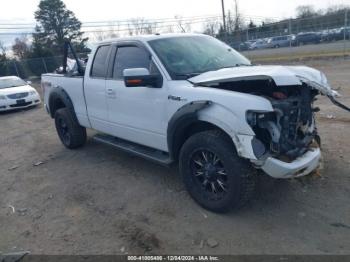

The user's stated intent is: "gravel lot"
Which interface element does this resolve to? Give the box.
[0,58,350,255]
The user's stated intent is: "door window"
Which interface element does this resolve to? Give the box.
[113,46,158,79]
[90,45,111,78]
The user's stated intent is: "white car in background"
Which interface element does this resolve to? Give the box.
[0,76,41,112]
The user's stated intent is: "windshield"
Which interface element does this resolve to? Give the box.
[148,35,251,80]
[0,78,27,89]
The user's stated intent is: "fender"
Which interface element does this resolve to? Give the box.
[48,86,78,122]
[196,104,257,160]
[167,100,258,161]
[167,100,212,159]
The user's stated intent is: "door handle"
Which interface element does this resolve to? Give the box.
[106,88,115,95]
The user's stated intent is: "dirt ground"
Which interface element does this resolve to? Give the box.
[0,58,350,255]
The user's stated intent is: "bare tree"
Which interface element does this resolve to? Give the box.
[203,19,220,36]
[174,16,192,33]
[126,18,158,35]
[296,5,317,18]
[93,22,120,41]
[127,22,134,36]
[226,10,235,33]
[0,41,8,74]
[108,22,120,38]
[233,0,244,31]
[12,36,30,59]
[0,41,6,57]
[166,24,175,33]
[143,21,158,34]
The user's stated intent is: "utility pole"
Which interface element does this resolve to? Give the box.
[289,18,292,47]
[221,0,227,34]
[344,9,348,57]
[344,9,348,41]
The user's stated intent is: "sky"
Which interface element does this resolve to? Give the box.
[1,0,349,23]
[0,0,350,47]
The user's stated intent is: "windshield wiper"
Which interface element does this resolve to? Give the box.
[217,64,252,70]
[174,73,201,79]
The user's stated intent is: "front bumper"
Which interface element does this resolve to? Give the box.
[260,148,321,179]
[0,96,41,112]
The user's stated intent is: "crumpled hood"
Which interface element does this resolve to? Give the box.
[189,65,337,97]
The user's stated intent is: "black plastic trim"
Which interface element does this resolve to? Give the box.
[167,100,212,160]
[48,86,78,122]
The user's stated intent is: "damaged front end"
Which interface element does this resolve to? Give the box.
[189,65,349,178]
[216,79,323,178]
[246,83,320,160]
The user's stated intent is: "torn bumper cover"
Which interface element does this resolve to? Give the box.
[259,148,321,179]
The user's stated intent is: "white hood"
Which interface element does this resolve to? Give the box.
[0,85,36,96]
[189,65,337,97]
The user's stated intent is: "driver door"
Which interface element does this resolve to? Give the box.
[105,43,168,151]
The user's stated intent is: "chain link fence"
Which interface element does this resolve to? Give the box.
[0,56,63,80]
[220,10,350,61]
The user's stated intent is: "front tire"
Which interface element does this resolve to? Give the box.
[54,108,86,149]
[179,130,256,213]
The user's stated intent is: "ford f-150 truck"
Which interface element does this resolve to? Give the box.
[42,33,346,212]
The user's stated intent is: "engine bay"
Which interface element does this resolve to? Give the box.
[209,79,320,160]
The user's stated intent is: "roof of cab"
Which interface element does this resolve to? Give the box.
[98,33,207,45]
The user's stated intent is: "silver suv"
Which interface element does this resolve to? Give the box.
[268,35,294,48]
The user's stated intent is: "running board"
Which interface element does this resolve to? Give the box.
[93,134,173,165]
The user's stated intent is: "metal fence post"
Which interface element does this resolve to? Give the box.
[42,57,48,73]
[13,61,19,77]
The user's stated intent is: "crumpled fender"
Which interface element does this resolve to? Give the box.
[167,100,258,160]
[197,103,258,159]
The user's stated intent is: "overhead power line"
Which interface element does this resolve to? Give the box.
[0,15,222,30]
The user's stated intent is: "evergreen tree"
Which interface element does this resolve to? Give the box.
[32,0,88,57]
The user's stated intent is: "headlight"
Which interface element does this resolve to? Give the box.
[0,95,6,100]
[29,90,37,95]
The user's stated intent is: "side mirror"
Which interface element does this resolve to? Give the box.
[123,68,162,88]
[27,81,32,85]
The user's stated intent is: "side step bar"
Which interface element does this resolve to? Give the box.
[93,134,173,165]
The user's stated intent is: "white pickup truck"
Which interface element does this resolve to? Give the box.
[42,33,342,212]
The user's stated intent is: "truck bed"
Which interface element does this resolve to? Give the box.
[41,74,90,128]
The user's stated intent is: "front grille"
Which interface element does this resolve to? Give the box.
[7,92,29,99]
[10,102,32,108]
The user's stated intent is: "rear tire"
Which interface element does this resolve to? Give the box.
[54,108,86,149]
[179,130,257,213]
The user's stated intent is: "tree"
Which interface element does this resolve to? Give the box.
[296,5,317,18]
[93,22,120,41]
[0,41,7,62]
[33,0,88,56]
[0,41,11,77]
[175,16,192,33]
[233,0,243,31]
[226,10,235,34]
[12,36,30,59]
[203,19,220,36]
[248,20,256,29]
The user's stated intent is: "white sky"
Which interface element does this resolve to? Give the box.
[1,0,349,23]
[0,0,349,48]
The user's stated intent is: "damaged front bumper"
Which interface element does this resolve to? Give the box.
[258,148,321,179]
